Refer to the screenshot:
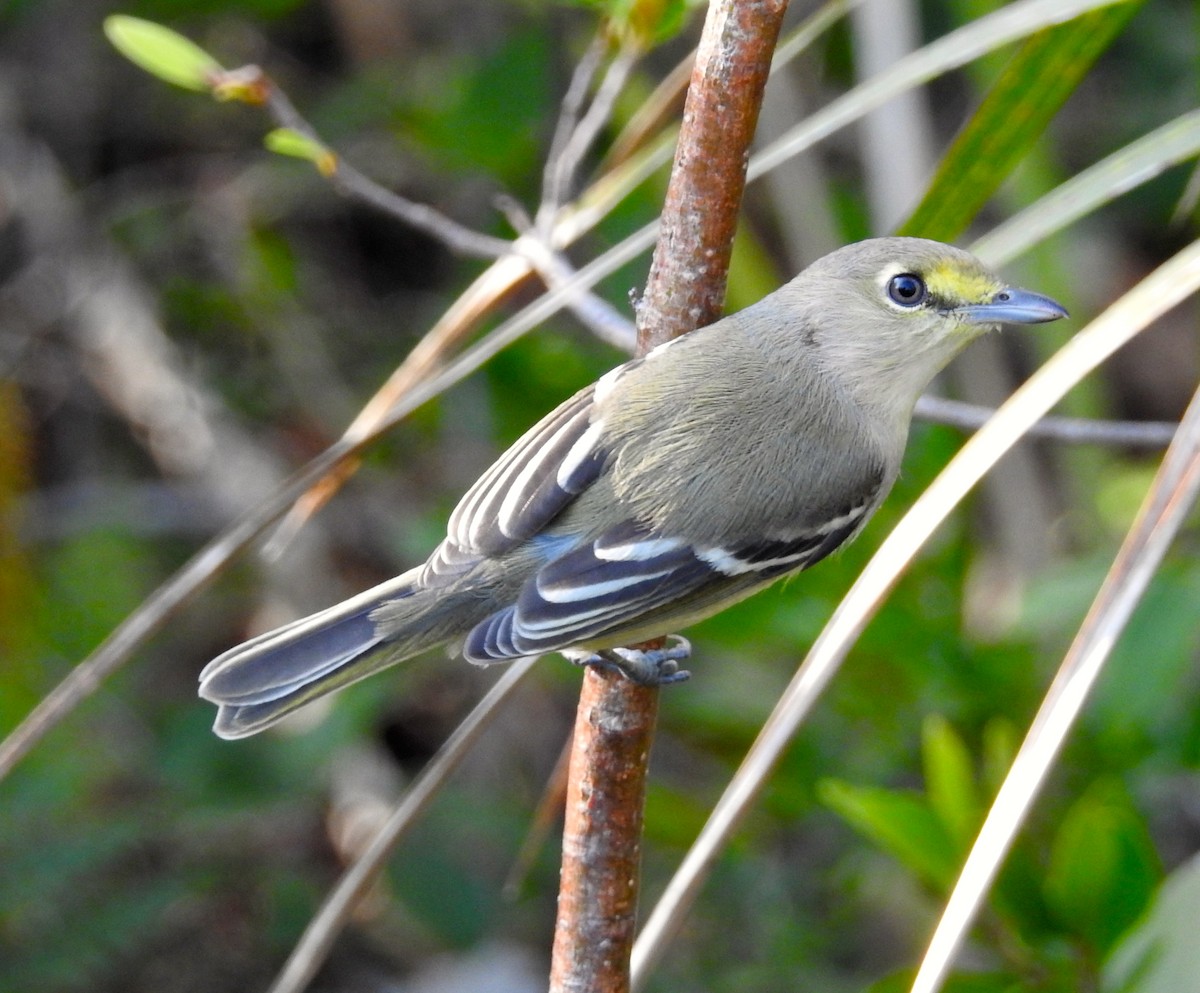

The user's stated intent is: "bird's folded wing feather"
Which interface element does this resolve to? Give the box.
[444,383,606,558]
[463,508,869,662]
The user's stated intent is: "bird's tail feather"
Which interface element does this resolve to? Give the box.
[199,569,443,739]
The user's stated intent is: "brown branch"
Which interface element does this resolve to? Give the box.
[638,0,788,344]
[549,668,661,993]
[548,2,789,992]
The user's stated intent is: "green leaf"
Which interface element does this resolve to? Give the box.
[103,15,223,92]
[1044,779,1161,954]
[263,128,337,175]
[1103,854,1200,993]
[818,779,957,889]
[923,715,981,850]
[973,109,1200,266]
[900,0,1144,242]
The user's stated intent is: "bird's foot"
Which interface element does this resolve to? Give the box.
[565,636,692,686]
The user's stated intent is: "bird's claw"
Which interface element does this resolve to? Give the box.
[566,636,692,686]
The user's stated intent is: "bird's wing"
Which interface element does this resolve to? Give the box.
[462,508,870,662]
[441,382,607,560]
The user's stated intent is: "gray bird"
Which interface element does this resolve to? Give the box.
[200,237,1067,739]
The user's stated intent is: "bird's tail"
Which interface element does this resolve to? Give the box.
[198,569,451,739]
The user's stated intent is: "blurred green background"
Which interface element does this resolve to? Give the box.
[1,0,1198,991]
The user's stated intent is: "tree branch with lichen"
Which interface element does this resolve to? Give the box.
[548,2,789,991]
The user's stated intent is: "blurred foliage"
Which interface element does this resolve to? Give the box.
[1,1,1198,992]
[900,0,1143,243]
[580,0,705,48]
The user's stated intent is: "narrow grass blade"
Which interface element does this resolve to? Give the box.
[901,1,1142,242]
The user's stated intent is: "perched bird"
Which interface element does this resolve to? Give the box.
[200,237,1066,739]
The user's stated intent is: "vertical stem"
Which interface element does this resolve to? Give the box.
[549,669,660,993]
[639,0,788,347]
[549,2,787,991]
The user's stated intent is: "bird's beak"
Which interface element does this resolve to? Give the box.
[956,287,1068,326]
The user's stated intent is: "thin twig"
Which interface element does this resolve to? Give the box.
[261,51,644,350]
[514,234,637,351]
[493,193,637,350]
[541,44,641,227]
[541,32,610,219]
[256,77,512,258]
[267,656,541,993]
[332,160,513,257]
[503,732,575,901]
[914,395,1177,448]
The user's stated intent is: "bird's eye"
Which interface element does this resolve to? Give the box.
[887,273,927,307]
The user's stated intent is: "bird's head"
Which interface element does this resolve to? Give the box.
[793,236,1067,418]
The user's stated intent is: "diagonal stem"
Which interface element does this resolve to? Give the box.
[910,383,1200,993]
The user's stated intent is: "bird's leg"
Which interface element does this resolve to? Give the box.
[564,635,692,685]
